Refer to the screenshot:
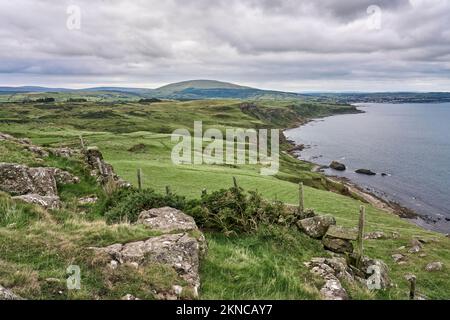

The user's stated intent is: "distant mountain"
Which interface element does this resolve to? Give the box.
[0,80,303,100]
[0,86,71,93]
[83,87,154,95]
[155,80,249,94]
[152,80,302,100]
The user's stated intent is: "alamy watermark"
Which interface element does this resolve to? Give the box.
[66,265,81,290]
[171,122,280,176]
[367,5,382,30]
[66,5,81,30]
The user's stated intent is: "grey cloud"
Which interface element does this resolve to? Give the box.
[0,0,449,91]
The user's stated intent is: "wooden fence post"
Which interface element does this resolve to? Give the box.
[299,182,304,215]
[356,205,366,267]
[79,135,86,152]
[409,276,417,300]
[233,176,238,189]
[137,168,142,191]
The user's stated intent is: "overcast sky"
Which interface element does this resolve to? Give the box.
[0,0,449,92]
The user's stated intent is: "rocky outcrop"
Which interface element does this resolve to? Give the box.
[50,168,80,185]
[352,255,392,290]
[0,162,79,209]
[297,215,336,239]
[48,147,78,159]
[0,132,50,159]
[330,161,346,171]
[322,236,354,254]
[305,257,353,300]
[0,163,58,196]
[91,207,206,300]
[84,147,130,187]
[25,145,49,158]
[0,163,79,197]
[13,194,61,210]
[93,233,203,299]
[322,226,356,254]
[355,169,377,176]
[85,147,116,180]
[306,253,393,300]
[0,285,23,300]
[137,207,198,233]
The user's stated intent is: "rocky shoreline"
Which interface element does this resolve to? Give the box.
[282,123,445,235]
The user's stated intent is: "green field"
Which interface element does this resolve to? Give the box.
[0,98,449,300]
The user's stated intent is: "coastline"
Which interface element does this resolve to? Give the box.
[283,111,441,233]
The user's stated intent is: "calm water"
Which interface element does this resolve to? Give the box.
[285,103,450,233]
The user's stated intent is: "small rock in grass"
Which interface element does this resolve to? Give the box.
[320,279,349,300]
[392,254,406,264]
[411,238,424,247]
[0,285,23,300]
[364,231,386,240]
[408,245,422,254]
[173,285,183,296]
[13,194,61,210]
[391,232,400,239]
[408,239,423,253]
[78,196,98,205]
[109,260,119,270]
[425,262,443,272]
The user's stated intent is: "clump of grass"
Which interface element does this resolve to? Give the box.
[200,226,324,300]
[0,193,42,228]
[127,143,147,153]
[102,263,182,300]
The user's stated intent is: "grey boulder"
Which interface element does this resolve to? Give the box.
[0,285,23,300]
[297,215,336,239]
[13,194,61,210]
[137,207,198,233]
[322,236,354,254]
[91,233,204,298]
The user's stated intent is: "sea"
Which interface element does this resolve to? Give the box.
[284,103,450,233]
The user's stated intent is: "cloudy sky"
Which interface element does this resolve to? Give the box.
[1,0,449,91]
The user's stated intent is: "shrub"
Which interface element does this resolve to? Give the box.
[189,187,291,236]
[102,188,188,224]
[101,186,295,235]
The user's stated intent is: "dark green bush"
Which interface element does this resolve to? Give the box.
[101,186,295,235]
[102,188,188,224]
[189,187,291,236]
